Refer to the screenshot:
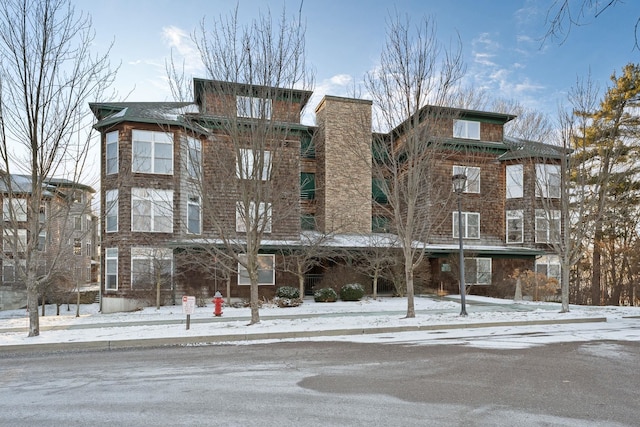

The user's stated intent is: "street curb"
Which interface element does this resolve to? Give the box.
[0,316,607,355]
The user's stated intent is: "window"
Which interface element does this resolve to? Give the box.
[105,190,118,233]
[132,188,174,233]
[372,178,388,203]
[3,229,27,252]
[301,214,316,231]
[236,96,272,119]
[2,259,24,283]
[187,195,201,235]
[453,120,480,140]
[535,164,561,198]
[372,216,390,233]
[131,247,173,290]
[453,166,480,193]
[237,254,275,286]
[506,164,523,198]
[465,258,492,285]
[453,212,480,239]
[37,231,46,251]
[300,173,315,200]
[506,210,523,243]
[301,133,315,158]
[132,130,173,174]
[236,201,271,233]
[535,209,561,243]
[105,248,118,290]
[106,131,119,175]
[536,255,561,285]
[39,204,46,223]
[74,238,82,255]
[3,198,27,222]
[186,137,201,179]
[74,216,82,231]
[85,242,92,257]
[236,148,271,180]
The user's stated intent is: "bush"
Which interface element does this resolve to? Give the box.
[340,283,365,301]
[276,286,300,299]
[275,286,302,307]
[314,287,337,302]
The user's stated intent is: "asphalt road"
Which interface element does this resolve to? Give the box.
[1,339,638,426]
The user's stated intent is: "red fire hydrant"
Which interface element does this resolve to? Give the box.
[213,291,224,317]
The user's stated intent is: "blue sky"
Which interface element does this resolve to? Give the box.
[83,0,639,121]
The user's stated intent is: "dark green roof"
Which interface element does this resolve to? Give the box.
[499,136,570,161]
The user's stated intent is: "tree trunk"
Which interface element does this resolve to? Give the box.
[372,271,378,300]
[591,230,602,305]
[405,261,415,318]
[27,287,39,337]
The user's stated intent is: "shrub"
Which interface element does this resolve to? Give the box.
[276,286,300,299]
[275,286,302,307]
[314,287,337,302]
[340,283,365,301]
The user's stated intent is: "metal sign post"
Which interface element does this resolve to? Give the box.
[182,296,196,330]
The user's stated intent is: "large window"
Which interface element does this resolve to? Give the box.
[300,133,315,158]
[453,120,480,140]
[132,188,174,233]
[372,215,390,233]
[301,214,316,231]
[105,248,118,290]
[300,173,316,200]
[186,136,201,179]
[237,254,275,286]
[372,178,389,203]
[236,148,271,180]
[536,255,561,285]
[236,201,272,233]
[453,212,480,239]
[506,210,523,243]
[465,258,492,285]
[535,164,561,198]
[535,209,561,243]
[453,166,480,193]
[236,96,272,119]
[506,164,523,198]
[132,130,173,174]
[105,189,118,233]
[131,247,173,290]
[187,195,201,235]
[3,229,27,252]
[106,131,119,175]
[3,198,27,222]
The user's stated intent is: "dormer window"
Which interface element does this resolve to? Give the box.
[453,120,480,140]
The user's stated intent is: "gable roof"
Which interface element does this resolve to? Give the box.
[499,136,570,161]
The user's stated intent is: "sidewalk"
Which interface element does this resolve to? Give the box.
[0,295,627,354]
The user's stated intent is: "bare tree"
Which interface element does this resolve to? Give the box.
[168,6,313,324]
[364,13,464,318]
[0,0,115,336]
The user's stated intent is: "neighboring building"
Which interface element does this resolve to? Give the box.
[0,173,97,310]
[90,78,564,313]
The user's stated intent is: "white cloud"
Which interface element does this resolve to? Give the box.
[161,25,203,74]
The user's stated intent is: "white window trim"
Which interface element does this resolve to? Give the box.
[131,188,174,233]
[453,119,480,140]
[236,201,272,233]
[3,198,27,222]
[453,211,480,239]
[106,130,119,175]
[105,248,118,291]
[236,96,273,119]
[237,254,275,286]
[130,247,173,290]
[105,189,118,233]
[3,229,27,252]
[186,136,201,179]
[535,209,561,243]
[536,254,562,285]
[132,130,174,175]
[506,210,523,244]
[506,164,523,199]
[236,148,272,180]
[535,164,561,199]
[187,195,201,235]
[453,165,480,193]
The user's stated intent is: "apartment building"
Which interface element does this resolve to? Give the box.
[0,174,97,310]
[91,78,563,313]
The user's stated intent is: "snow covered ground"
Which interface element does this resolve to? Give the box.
[1,295,639,350]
